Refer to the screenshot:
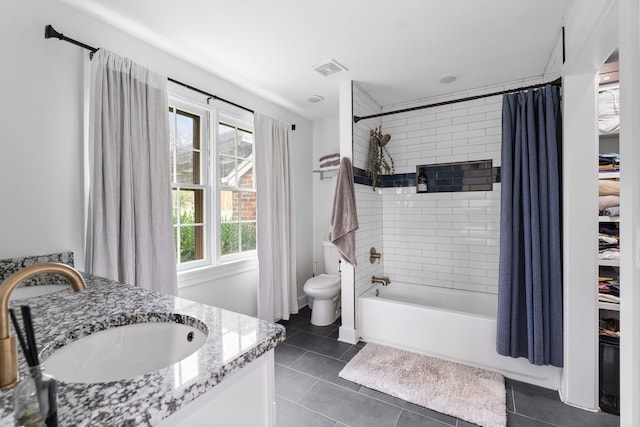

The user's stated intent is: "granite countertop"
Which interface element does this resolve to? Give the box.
[0,274,285,426]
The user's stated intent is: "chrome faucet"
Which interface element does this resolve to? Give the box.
[0,263,86,390]
[371,276,390,286]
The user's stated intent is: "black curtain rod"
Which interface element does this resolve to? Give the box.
[353,77,562,124]
[44,24,297,130]
[43,25,253,114]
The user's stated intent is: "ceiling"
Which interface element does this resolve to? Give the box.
[61,0,573,120]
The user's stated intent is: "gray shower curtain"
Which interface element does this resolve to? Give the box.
[496,85,563,367]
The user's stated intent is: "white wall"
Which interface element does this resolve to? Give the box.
[311,116,340,280]
[0,0,313,317]
[561,0,619,410]
[619,0,640,424]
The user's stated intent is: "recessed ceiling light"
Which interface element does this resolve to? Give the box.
[312,59,348,77]
[439,73,459,84]
[306,95,325,103]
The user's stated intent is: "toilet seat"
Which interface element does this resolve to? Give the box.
[304,274,340,289]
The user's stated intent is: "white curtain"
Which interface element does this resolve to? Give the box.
[86,50,177,295]
[255,113,297,321]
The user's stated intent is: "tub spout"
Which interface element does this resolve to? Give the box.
[371,276,390,286]
[0,263,86,391]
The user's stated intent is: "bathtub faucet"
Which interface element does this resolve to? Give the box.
[371,276,390,286]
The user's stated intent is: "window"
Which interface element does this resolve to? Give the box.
[169,99,255,271]
[218,121,256,256]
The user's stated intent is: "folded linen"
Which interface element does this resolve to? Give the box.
[319,152,340,162]
[599,195,620,211]
[598,88,620,134]
[599,152,620,165]
[599,179,619,196]
[601,206,620,217]
[599,249,620,260]
[320,159,340,169]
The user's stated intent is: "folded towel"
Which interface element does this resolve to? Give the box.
[329,157,359,265]
[601,206,620,217]
[599,195,620,211]
[319,152,340,162]
[320,159,340,169]
[599,180,619,196]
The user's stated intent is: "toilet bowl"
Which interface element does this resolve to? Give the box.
[303,241,341,326]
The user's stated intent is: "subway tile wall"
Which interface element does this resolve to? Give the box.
[349,79,538,296]
[380,92,503,294]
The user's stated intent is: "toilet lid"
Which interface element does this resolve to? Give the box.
[306,274,340,289]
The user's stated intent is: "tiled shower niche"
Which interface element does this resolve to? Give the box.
[416,159,494,193]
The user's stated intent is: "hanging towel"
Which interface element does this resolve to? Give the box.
[329,157,359,265]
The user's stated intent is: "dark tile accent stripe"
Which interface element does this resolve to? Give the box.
[353,165,501,190]
[417,160,493,193]
[353,167,416,189]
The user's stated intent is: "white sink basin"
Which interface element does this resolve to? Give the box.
[10,284,69,300]
[44,318,208,383]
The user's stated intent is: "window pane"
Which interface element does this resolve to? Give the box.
[241,223,257,251]
[238,130,253,158]
[240,191,256,221]
[220,190,238,222]
[180,225,204,263]
[176,112,198,149]
[179,189,204,225]
[177,148,200,184]
[219,156,236,186]
[221,223,239,256]
[172,189,178,224]
[237,163,254,189]
[219,123,236,156]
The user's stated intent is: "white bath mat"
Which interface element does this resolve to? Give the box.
[338,343,506,427]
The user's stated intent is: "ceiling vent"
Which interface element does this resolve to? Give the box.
[313,59,348,77]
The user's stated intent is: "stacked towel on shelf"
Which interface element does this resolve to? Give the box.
[599,179,619,196]
[599,223,620,261]
[599,153,620,172]
[599,264,620,307]
[598,182,620,217]
[598,87,620,134]
[318,152,340,169]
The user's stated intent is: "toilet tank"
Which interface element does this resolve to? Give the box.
[322,241,341,275]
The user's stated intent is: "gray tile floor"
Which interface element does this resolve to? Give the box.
[275,307,620,427]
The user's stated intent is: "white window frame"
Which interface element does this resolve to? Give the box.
[214,110,257,265]
[169,94,256,274]
[170,97,212,272]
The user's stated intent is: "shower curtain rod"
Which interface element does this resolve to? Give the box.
[44,25,299,129]
[353,77,562,124]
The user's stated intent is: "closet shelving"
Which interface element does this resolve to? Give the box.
[597,77,620,315]
[596,59,620,416]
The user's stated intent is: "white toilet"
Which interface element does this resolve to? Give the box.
[303,241,341,326]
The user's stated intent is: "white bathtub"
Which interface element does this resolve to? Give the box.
[357,282,561,389]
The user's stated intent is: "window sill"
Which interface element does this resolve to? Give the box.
[177,258,258,289]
